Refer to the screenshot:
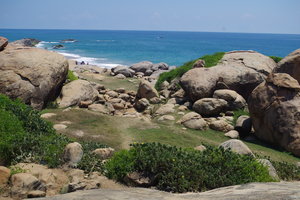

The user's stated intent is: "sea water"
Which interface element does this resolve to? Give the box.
[1,29,300,68]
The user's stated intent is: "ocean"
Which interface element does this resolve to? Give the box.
[1,29,300,68]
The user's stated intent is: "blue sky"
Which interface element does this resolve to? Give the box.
[1,0,299,34]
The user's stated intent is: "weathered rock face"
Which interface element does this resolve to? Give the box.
[136,80,159,100]
[57,80,98,108]
[248,73,300,156]
[274,49,300,84]
[181,51,277,101]
[213,89,246,110]
[0,45,68,109]
[0,166,10,186]
[193,98,228,117]
[0,36,8,51]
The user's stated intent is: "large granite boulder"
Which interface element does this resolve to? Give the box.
[0,36,8,51]
[274,49,300,84]
[136,80,159,100]
[112,65,135,77]
[248,73,300,156]
[180,51,277,102]
[0,45,68,109]
[130,61,153,73]
[177,112,208,130]
[213,89,246,110]
[193,98,228,117]
[57,80,98,108]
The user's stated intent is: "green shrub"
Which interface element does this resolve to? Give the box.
[155,52,225,90]
[105,143,274,193]
[269,56,283,63]
[67,70,78,82]
[77,141,107,173]
[0,94,71,167]
[272,161,300,181]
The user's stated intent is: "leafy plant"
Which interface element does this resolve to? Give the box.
[155,52,225,90]
[105,142,274,193]
[269,56,283,63]
[272,161,300,181]
[67,70,78,82]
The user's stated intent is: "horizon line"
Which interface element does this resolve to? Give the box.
[0,27,300,36]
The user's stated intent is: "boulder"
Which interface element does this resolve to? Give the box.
[57,80,98,108]
[158,115,175,121]
[144,69,153,76]
[274,49,300,83]
[124,172,154,187]
[213,89,247,110]
[130,61,153,73]
[0,166,10,186]
[192,59,205,68]
[219,139,254,156]
[0,45,68,109]
[106,90,119,98]
[88,104,110,114]
[112,66,135,77]
[115,74,126,79]
[210,120,234,132]
[235,115,252,137]
[53,124,67,131]
[181,51,277,101]
[257,159,279,181]
[248,73,300,156]
[194,145,207,151]
[155,104,175,115]
[0,36,8,51]
[134,98,150,112]
[151,62,169,71]
[93,148,115,160]
[136,80,159,100]
[11,173,46,199]
[63,142,83,167]
[10,38,41,47]
[193,98,228,117]
[40,113,57,119]
[225,130,240,139]
[177,112,208,130]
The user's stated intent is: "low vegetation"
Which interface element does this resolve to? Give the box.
[67,70,78,82]
[105,142,274,193]
[269,56,283,63]
[155,52,225,90]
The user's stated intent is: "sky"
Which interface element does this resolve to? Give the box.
[0,0,300,34]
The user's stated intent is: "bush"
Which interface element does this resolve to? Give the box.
[67,70,78,82]
[0,94,71,167]
[272,161,300,181]
[105,143,274,193]
[77,141,107,173]
[155,52,225,90]
[269,56,283,63]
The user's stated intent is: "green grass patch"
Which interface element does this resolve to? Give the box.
[269,56,283,63]
[105,143,275,193]
[155,52,225,90]
[67,70,78,82]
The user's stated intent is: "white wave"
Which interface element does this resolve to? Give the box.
[58,52,120,69]
[36,41,59,49]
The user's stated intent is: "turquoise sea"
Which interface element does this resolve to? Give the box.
[1,29,300,68]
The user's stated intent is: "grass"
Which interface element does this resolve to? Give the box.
[80,72,139,91]
[155,52,225,90]
[42,107,300,164]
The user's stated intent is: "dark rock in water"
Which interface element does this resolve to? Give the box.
[0,36,8,51]
[248,73,300,157]
[53,44,64,49]
[11,38,41,47]
[61,39,77,43]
